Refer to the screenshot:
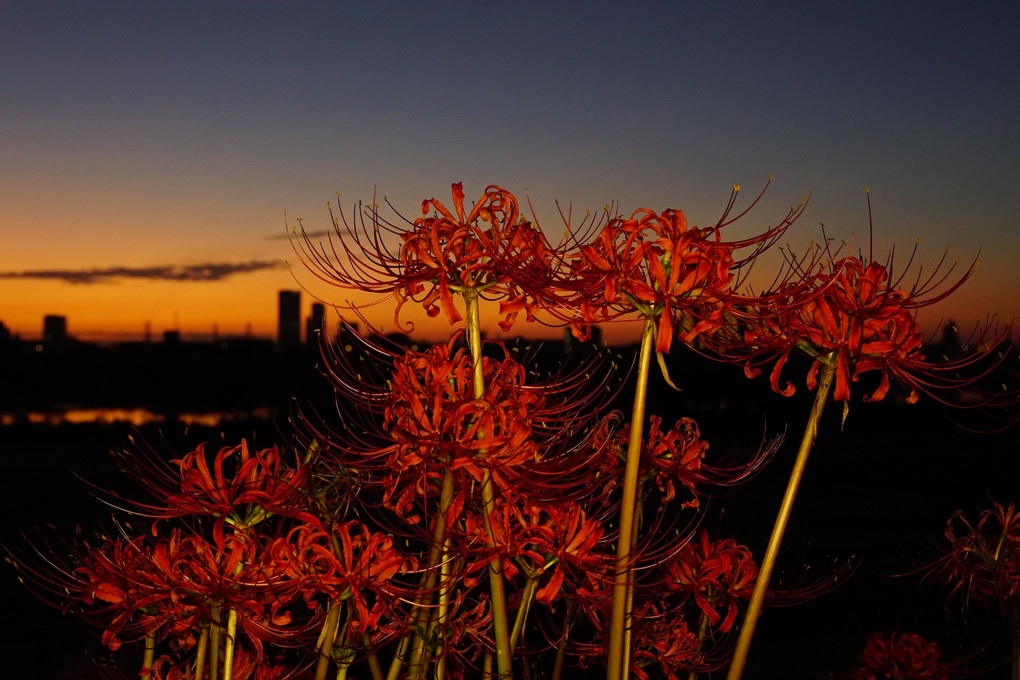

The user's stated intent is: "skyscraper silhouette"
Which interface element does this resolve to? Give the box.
[278,291,301,346]
[305,302,325,347]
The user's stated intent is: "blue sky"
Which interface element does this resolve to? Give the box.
[1,1,1017,341]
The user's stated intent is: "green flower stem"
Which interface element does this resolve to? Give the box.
[725,360,836,680]
[210,606,221,680]
[686,611,710,680]
[550,599,577,680]
[622,530,637,680]
[624,502,647,680]
[436,534,453,680]
[365,636,385,680]
[315,602,343,680]
[606,318,656,680]
[222,607,240,680]
[464,290,513,679]
[141,629,157,680]
[388,470,455,680]
[194,626,209,680]
[509,575,539,653]
[330,616,353,680]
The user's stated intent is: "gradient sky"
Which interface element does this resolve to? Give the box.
[1,1,1018,344]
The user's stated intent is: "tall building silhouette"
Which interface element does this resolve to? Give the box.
[43,315,67,342]
[305,302,325,347]
[278,291,301,346]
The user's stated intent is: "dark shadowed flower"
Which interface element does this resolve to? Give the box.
[628,602,706,680]
[664,530,758,633]
[853,631,953,680]
[933,499,1020,611]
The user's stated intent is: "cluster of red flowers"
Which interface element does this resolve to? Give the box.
[12,441,416,678]
[9,181,1011,680]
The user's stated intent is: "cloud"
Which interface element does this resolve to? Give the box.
[267,229,336,241]
[0,260,286,284]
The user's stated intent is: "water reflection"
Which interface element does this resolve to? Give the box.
[0,406,278,427]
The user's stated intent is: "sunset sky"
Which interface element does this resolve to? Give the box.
[1,1,1018,344]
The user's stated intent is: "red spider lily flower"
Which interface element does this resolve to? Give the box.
[629,602,706,680]
[436,593,497,678]
[106,439,317,543]
[599,414,708,507]
[530,502,608,606]
[559,181,804,353]
[150,646,312,680]
[357,336,545,525]
[292,183,559,333]
[711,203,1011,406]
[387,339,541,487]
[470,498,609,606]
[15,524,302,655]
[735,257,945,402]
[570,601,705,680]
[304,329,622,519]
[7,527,169,651]
[664,530,758,633]
[452,491,607,599]
[934,499,1020,609]
[853,631,953,680]
[76,535,172,651]
[146,529,303,653]
[459,496,544,584]
[273,520,415,636]
[570,208,736,353]
[167,441,309,520]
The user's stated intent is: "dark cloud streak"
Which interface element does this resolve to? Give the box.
[267,229,335,241]
[0,260,286,284]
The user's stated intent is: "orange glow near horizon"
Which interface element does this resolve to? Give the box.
[2,237,1015,345]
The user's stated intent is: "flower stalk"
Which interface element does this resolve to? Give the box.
[315,602,343,680]
[465,289,514,679]
[606,318,656,680]
[726,359,836,680]
[222,607,240,680]
[142,629,157,680]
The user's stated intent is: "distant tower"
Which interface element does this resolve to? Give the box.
[278,291,301,346]
[43,315,67,343]
[305,303,325,347]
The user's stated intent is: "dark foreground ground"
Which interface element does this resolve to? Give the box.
[1,340,1017,679]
